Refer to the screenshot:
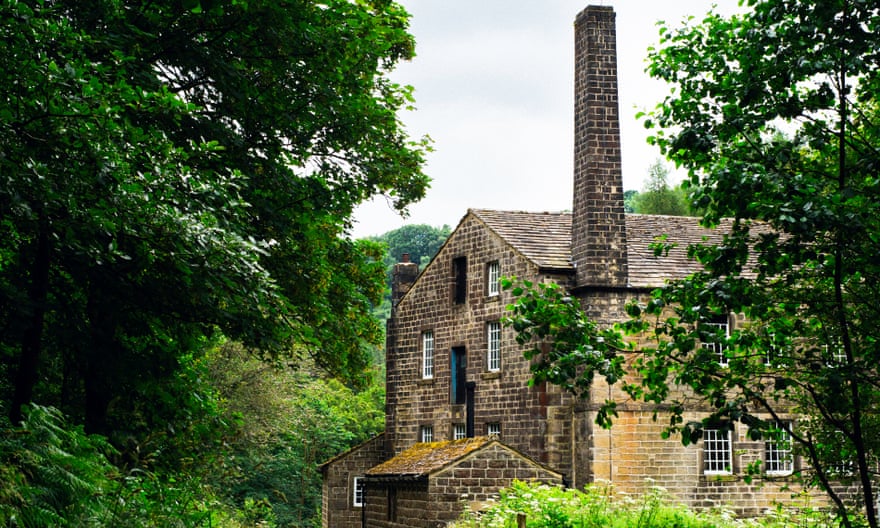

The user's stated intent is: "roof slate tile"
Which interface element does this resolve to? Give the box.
[468,209,754,288]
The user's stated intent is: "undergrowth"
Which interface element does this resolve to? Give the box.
[451,480,837,528]
[0,404,264,528]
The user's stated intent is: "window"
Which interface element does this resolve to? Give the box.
[703,426,733,475]
[453,423,466,440]
[422,331,434,379]
[352,476,365,507]
[829,432,855,477]
[451,347,467,404]
[420,425,433,443]
[765,422,793,476]
[487,422,501,438]
[701,316,730,366]
[487,322,501,372]
[764,333,780,367]
[487,261,500,297]
[824,339,846,364]
[387,487,397,521]
[453,256,467,304]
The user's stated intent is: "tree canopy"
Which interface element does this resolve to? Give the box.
[627,160,692,216]
[506,1,880,526]
[0,0,429,437]
[374,223,452,269]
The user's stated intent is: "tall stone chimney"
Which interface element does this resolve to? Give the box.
[571,5,628,288]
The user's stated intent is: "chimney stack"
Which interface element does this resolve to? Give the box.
[391,254,419,307]
[571,5,628,288]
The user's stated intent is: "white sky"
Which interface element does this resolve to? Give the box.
[351,1,744,238]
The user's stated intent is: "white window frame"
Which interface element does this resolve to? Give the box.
[764,332,786,367]
[825,340,846,364]
[702,317,730,366]
[422,330,434,379]
[353,476,365,507]
[487,261,500,297]
[487,422,501,438]
[420,425,433,443]
[703,427,733,475]
[487,321,501,372]
[765,422,793,476]
[453,423,466,440]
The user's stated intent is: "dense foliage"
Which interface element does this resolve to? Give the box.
[0,0,424,525]
[505,1,880,526]
[0,343,385,527]
[0,0,426,435]
[205,342,385,526]
[451,481,834,528]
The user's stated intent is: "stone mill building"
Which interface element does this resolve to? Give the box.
[321,5,809,527]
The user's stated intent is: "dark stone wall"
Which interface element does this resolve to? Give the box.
[321,434,388,528]
[385,213,578,479]
[364,444,563,528]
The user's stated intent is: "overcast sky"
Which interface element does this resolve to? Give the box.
[351,0,744,238]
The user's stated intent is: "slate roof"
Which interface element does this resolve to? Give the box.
[625,214,741,288]
[469,209,749,289]
[366,437,492,479]
[470,209,573,270]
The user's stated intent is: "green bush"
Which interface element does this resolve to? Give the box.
[451,481,837,528]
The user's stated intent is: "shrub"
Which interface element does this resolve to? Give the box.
[450,481,837,528]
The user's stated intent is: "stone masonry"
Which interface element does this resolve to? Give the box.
[320,6,828,526]
[572,6,628,289]
[384,211,577,474]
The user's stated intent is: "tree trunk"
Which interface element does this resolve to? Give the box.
[84,278,116,435]
[9,216,50,425]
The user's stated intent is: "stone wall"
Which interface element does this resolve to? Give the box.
[321,434,387,528]
[363,483,429,528]
[385,212,577,478]
[572,297,823,513]
[581,407,813,515]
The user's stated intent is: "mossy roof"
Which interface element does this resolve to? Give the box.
[365,437,494,478]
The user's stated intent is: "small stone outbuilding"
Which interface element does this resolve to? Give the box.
[361,437,562,528]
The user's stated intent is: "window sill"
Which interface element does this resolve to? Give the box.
[481,371,502,381]
[701,473,736,482]
[417,378,435,386]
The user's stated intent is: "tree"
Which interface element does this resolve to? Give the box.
[369,223,451,321]
[375,224,452,270]
[507,1,880,526]
[629,160,691,216]
[623,190,639,213]
[0,0,429,438]
[205,342,385,526]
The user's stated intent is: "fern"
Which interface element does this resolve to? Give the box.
[0,405,117,527]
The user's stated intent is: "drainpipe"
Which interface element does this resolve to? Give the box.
[466,382,476,438]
